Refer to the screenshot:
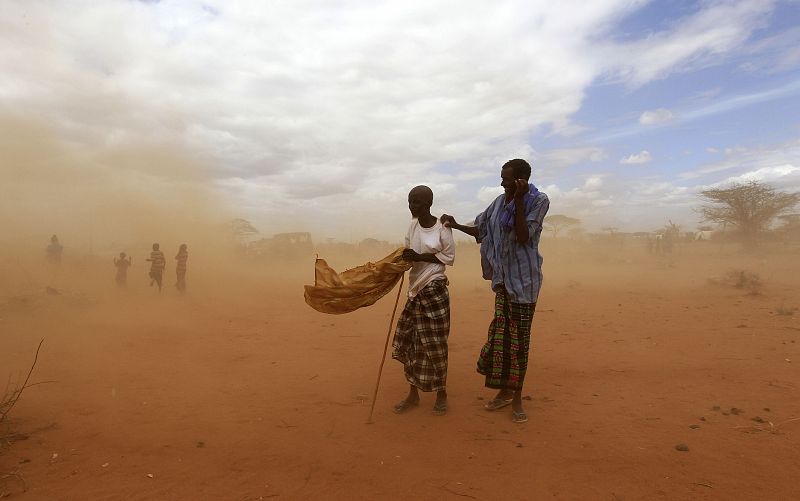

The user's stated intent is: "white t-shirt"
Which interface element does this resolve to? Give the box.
[405,218,456,298]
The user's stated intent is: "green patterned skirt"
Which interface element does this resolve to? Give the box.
[477,291,535,391]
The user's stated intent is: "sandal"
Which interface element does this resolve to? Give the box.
[393,398,420,414]
[432,401,448,416]
[512,410,528,423]
[484,398,513,411]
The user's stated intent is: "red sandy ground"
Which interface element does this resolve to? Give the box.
[1,244,799,500]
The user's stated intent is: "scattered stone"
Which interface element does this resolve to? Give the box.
[675,443,689,452]
[147,473,154,479]
[196,441,205,448]
[763,407,771,412]
[699,417,706,421]
[522,395,532,401]
[45,286,60,296]
[730,407,744,415]
[752,416,766,423]
[689,425,701,429]
[476,396,484,401]
[516,443,524,448]
[711,405,720,411]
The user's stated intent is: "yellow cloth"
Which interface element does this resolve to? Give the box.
[304,248,411,314]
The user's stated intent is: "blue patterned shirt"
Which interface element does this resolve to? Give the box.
[474,191,550,304]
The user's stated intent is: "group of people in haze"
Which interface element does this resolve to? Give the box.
[392,158,549,423]
[114,243,189,293]
[47,235,189,294]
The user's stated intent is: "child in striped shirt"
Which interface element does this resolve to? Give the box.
[146,243,166,293]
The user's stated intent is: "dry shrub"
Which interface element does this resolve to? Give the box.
[714,270,764,295]
[1,339,44,426]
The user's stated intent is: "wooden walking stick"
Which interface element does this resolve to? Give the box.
[366,272,405,424]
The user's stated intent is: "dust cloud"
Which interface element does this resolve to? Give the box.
[1,119,800,499]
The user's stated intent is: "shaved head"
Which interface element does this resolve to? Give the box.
[408,185,434,219]
[409,185,433,204]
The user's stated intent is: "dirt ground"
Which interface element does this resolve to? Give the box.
[2,240,799,500]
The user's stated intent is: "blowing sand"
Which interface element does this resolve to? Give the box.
[1,240,799,500]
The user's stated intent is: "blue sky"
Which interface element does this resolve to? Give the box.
[1,0,799,241]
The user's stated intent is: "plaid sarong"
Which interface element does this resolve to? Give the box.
[391,279,450,392]
[477,291,535,390]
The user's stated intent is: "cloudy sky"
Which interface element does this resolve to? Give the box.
[2,0,800,241]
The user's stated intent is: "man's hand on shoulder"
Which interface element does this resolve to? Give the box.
[440,214,457,228]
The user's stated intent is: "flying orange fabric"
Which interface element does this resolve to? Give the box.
[304,248,411,314]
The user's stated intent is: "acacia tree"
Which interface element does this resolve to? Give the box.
[699,181,800,248]
[229,218,259,239]
[544,214,581,238]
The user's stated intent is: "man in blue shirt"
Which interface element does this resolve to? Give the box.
[441,159,549,423]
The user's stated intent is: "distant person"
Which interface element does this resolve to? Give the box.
[114,252,132,287]
[441,159,549,424]
[392,185,455,416]
[46,234,63,265]
[146,243,166,292]
[175,244,188,293]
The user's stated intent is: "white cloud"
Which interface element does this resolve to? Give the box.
[477,186,504,204]
[680,138,800,180]
[620,151,652,165]
[714,164,800,188]
[706,147,719,153]
[0,0,790,240]
[639,108,674,125]
[591,79,800,143]
[583,175,605,190]
[601,0,775,86]
[535,147,607,174]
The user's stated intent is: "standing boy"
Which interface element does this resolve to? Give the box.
[46,235,63,266]
[146,243,166,293]
[392,185,456,416]
[114,252,132,287]
[175,244,188,293]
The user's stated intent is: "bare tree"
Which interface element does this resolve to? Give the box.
[544,215,581,238]
[699,181,800,248]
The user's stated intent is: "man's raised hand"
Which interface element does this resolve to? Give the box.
[514,179,528,200]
